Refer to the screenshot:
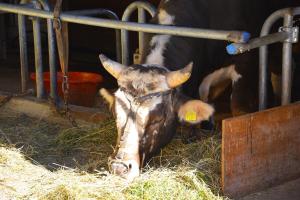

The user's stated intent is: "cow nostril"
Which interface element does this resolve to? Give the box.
[110,162,129,175]
[128,163,132,169]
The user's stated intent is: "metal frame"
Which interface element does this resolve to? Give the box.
[5,1,120,100]
[0,2,299,109]
[121,1,156,65]
[260,8,300,110]
[18,0,55,99]
[0,1,251,101]
[0,10,6,60]
[65,9,121,63]
[227,7,300,110]
[0,2,249,42]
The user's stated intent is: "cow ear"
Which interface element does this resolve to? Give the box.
[99,88,115,110]
[177,100,214,124]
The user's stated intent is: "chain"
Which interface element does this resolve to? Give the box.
[62,75,78,127]
[47,76,78,127]
[53,0,77,127]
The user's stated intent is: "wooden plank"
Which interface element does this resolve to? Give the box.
[0,95,109,125]
[222,102,300,198]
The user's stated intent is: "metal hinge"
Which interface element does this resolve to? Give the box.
[279,26,299,43]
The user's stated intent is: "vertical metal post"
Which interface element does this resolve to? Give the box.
[121,1,156,65]
[138,8,146,58]
[0,13,6,60]
[47,14,57,101]
[259,44,268,110]
[121,26,129,65]
[115,28,121,63]
[18,14,28,93]
[259,9,290,110]
[40,0,57,101]
[281,13,293,105]
[32,1,44,98]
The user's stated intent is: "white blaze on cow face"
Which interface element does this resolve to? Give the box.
[110,67,170,181]
[145,9,175,66]
[113,88,163,181]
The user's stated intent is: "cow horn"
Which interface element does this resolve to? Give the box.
[166,62,193,88]
[99,54,126,79]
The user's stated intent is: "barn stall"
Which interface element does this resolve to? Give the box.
[0,0,299,199]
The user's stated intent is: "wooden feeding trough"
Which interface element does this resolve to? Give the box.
[221,102,300,198]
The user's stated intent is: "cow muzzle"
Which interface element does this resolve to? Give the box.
[108,157,140,181]
[110,161,129,175]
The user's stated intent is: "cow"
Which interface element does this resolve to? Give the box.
[98,56,214,180]
[99,0,297,180]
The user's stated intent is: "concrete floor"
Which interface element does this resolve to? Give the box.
[241,178,300,200]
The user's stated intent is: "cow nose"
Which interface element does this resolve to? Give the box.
[110,161,129,175]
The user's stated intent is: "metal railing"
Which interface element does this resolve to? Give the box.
[18,0,55,99]
[1,1,121,101]
[0,1,251,101]
[0,2,250,42]
[0,10,6,60]
[65,9,121,63]
[121,1,156,65]
[226,7,300,110]
[1,1,298,111]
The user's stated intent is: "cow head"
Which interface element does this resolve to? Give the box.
[99,54,214,181]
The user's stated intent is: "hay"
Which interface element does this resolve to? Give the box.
[0,108,226,200]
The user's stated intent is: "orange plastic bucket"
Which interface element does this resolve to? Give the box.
[30,72,103,107]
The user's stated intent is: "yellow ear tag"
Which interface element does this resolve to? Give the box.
[185,111,197,122]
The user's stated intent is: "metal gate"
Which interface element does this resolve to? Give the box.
[0,0,251,101]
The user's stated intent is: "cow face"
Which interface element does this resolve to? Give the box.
[99,54,214,181]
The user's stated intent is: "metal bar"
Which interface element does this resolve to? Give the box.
[281,13,294,105]
[66,9,121,63]
[65,9,115,17]
[39,0,57,101]
[138,7,146,59]
[259,7,300,110]
[227,32,289,55]
[259,8,292,110]
[17,13,28,93]
[121,1,156,65]
[0,3,250,43]
[115,23,122,63]
[32,0,44,99]
[17,1,33,93]
[0,13,6,60]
